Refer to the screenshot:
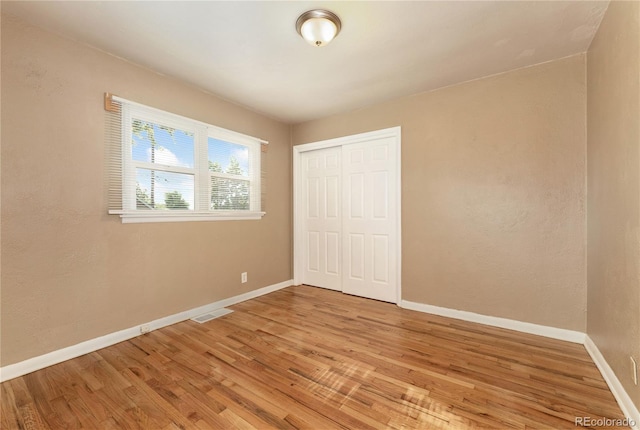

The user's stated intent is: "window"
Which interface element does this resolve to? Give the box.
[106,96,265,223]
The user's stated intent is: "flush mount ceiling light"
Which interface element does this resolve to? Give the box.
[296,9,342,47]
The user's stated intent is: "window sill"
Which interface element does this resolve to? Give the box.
[109,210,265,224]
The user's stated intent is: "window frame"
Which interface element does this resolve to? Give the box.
[109,99,264,223]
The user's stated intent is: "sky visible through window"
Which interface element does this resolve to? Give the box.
[132,122,249,210]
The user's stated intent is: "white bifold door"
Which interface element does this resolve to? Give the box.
[297,129,400,303]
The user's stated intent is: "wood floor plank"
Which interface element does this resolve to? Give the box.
[1,384,23,430]
[7,378,54,429]
[0,285,627,429]
[65,395,104,430]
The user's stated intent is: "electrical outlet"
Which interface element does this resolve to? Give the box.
[140,324,150,334]
[241,272,248,283]
[632,356,638,385]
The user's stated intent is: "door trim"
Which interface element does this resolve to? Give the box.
[293,126,402,304]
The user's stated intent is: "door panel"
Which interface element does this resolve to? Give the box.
[372,172,388,219]
[372,234,389,283]
[326,232,340,275]
[307,231,319,272]
[348,233,365,280]
[301,147,342,290]
[342,137,398,303]
[326,176,339,218]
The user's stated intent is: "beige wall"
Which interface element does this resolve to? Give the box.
[293,55,587,331]
[587,0,640,409]
[0,14,292,366]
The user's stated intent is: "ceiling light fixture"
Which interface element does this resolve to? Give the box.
[296,9,342,47]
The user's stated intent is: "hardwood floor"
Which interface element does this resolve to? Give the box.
[1,285,626,429]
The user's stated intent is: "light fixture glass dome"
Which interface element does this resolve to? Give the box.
[296,10,342,47]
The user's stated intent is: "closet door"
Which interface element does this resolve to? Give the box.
[295,127,401,303]
[342,137,398,303]
[300,147,342,291]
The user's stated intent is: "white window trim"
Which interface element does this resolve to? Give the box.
[108,210,265,224]
[108,96,265,223]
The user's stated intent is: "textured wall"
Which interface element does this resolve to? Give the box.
[293,55,587,331]
[0,14,292,366]
[587,0,640,409]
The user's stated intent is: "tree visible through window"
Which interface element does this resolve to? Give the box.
[208,138,251,211]
[130,118,195,211]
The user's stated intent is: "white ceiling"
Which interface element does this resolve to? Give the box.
[3,1,609,124]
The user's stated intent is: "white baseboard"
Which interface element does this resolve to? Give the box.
[584,336,640,429]
[0,279,293,383]
[399,300,586,343]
